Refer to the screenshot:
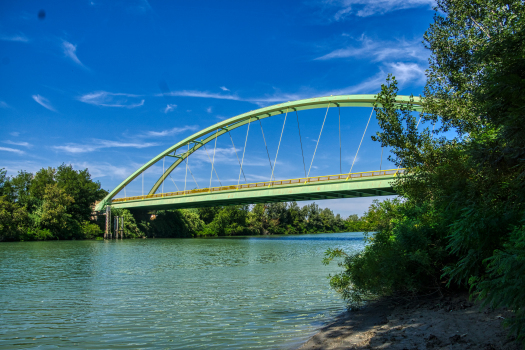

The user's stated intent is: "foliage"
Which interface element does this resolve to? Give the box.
[0,196,30,241]
[325,0,525,342]
[80,221,103,239]
[0,164,107,241]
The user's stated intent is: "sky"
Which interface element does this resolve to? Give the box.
[0,0,436,217]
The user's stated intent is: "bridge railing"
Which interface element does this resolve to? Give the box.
[112,168,405,203]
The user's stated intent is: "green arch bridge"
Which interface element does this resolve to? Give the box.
[95,94,421,212]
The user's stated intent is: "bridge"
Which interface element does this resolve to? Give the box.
[95,94,422,212]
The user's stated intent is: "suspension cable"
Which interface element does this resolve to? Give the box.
[203,144,222,186]
[209,129,219,190]
[307,103,331,178]
[296,110,307,178]
[168,174,180,191]
[184,159,200,189]
[238,119,251,187]
[380,146,383,171]
[229,130,247,184]
[259,119,273,176]
[346,108,374,180]
[339,105,342,174]
[270,109,288,183]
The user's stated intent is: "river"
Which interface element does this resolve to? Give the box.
[0,232,364,349]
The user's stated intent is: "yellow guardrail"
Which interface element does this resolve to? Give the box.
[111,168,405,203]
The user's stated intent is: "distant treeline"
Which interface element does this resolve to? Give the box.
[0,165,371,241]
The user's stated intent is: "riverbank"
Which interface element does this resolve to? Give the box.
[298,292,521,350]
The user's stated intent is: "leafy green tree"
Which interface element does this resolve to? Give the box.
[247,203,268,235]
[197,206,222,225]
[207,205,250,236]
[305,203,324,233]
[39,183,75,239]
[55,164,107,223]
[0,168,7,196]
[5,170,34,208]
[325,0,525,342]
[0,196,30,241]
[30,167,56,201]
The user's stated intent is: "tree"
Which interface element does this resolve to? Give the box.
[0,196,30,241]
[5,170,34,208]
[55,164,107,223]
[39,183,75,238]
[326,0,525,342]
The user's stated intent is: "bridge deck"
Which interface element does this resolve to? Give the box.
[109,169,402,210]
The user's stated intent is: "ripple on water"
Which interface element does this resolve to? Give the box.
[0,232,365,349]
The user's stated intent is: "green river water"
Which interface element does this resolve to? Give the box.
[0,232,364,349]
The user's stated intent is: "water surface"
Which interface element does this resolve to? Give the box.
[0,232,364,349]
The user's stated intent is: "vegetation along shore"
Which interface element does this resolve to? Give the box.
[317,0,525,348]
[0,165,374,241]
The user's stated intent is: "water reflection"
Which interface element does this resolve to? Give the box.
[0,232,364,349]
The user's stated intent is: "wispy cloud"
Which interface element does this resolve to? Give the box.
[0,101,10,109]
[316,36,427,62]
[0,33,29,42]
[10,132,20,137]
[164,104,177,113]
[323,0,435,19]
[159,90,241,101]
[71,161,133,179]
[78,91,145,108]
[328,62,426,94]
[4,140,32,148]
[129,0,153,13]
[53,139,158,153]
[220,86,230,91]
[32,94,56,112]
[0,146,25,155]
[241,62,426,106]
[62,41,86,68]
[206,107,212,113]
[144,125,199,137]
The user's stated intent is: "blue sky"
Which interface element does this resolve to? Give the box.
[1,0,435,216]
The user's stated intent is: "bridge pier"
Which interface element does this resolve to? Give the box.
[105,205,111,239]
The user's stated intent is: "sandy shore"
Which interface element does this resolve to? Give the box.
[298,292,521,350]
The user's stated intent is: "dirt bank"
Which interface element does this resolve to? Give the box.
[298,293,521,350]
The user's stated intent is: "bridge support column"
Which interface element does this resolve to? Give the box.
[105,205,111,239]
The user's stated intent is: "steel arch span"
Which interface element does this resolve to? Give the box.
[95,94,422,211]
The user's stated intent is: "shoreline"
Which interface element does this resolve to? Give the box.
[297,292,521,350]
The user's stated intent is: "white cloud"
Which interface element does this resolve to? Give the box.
[10,132,20,137]
[316,36,427,62]
[324,0,435,19]
[0,101,9,109]
[159,90,241,101]
[53,139,158,153]
[32,94,56,112]
[0,33,29,42]
[71,162,132,179]
[144,125,199,137]
[206,107,212,113]
[220,86,230,91]
[240,62,425,107]
[164,104,177,113]
[328,62,426,95]
[78,91,145,108]
[0,146,25,155]
[62,41,86,68]
[4,140,32,148]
